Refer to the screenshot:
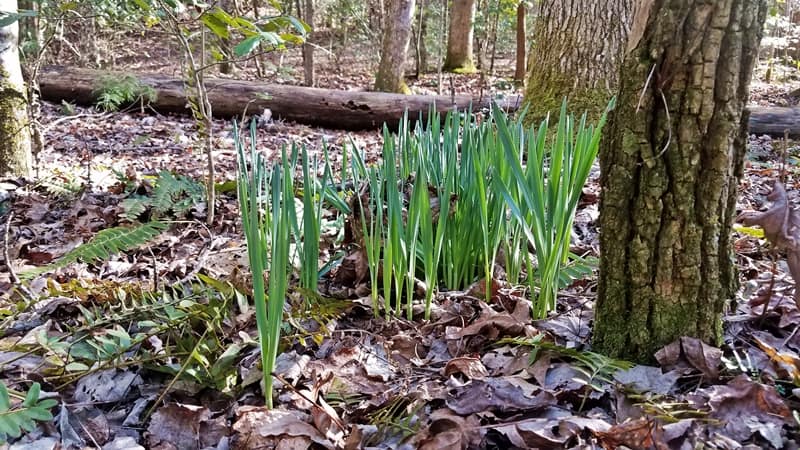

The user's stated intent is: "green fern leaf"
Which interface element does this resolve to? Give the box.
[120,197,149,221]
[151,171,205,217]
[0,382,56,444]
[20,221,168,278]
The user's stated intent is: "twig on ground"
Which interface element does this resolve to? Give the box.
[4,212,18,284]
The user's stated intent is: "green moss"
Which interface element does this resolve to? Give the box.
[448,64,477,74]
[523,73,612,126]
[0,67,32,177]
[443,57,477,74]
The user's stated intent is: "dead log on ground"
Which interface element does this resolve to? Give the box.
[38,66,800,136]
[38,66,521,131]
[747,106,800,138]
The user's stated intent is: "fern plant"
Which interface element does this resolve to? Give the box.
[120,171,206,221]
[501,336,633,411]
[21,221,168,278]
[93,74,157,112]
[0,382,57,444]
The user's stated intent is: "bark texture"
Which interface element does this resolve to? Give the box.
[443,0,476,72]
[374,0,416,93]
[524,0,631,121]
[0,0,31,177]
[594,0,768,362]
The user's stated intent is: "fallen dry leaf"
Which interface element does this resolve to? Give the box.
[232,406,333,450]
[654,336,722,380]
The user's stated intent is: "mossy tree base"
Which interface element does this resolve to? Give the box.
[594,0,768,363]
[0,7,32,178]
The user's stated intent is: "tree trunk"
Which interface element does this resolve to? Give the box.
[594,0,768,363]
[374,0,416,93]
[524,0,632,121]
[302,0,314,86]
[443,0,476,72]
[0,0,32,177]
[514,3,525,82]
[414,0,428,77]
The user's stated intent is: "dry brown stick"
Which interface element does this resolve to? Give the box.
[4,212,18,284]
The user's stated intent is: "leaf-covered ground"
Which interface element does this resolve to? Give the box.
[3,34,800,449]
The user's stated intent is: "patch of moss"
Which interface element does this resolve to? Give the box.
[523,73,612,127]
[0,68,32,177]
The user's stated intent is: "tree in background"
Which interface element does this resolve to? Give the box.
[594,0,768,362]
[375,0,416,93]
[513,1,525,82]
[524,0,631,121]
[302,0,314,86]
[0,0,32,177]
[443,0,476,72]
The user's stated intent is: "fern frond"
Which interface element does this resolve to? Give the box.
[21,221,169,278]
[120,197,149,221]
[500,337,634,377]
[151,171,205,217]
[0,382,57,443]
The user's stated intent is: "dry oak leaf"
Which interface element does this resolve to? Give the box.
[232,406,334,450]
[654,336,722,380]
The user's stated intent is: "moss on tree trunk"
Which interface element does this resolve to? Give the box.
[594,0,768,363]
[523,0,631,123]
[443,0,476,73]
[0,0,32,178]
[375,0,416,93]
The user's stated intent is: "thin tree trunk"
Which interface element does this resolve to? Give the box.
[374,0,416,93]
[219,0,234,75]
[414,0,427,77]
[443,0,476,72]
[488,4,499,74]
[436,0,446,94]
[594,0,769,362]
[514,2,525,82]
[524,0,632,121]
[302,0,314,86]
[0,0,32,177]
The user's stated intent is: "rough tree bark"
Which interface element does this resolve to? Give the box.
[594,0,768,362]
[524,0,632,121]
[374,0,416,93]
[443,0,476,72]
[0,0,32,177]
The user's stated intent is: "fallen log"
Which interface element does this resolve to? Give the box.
[38,66,521,131]
[747,106,800,139]
[38,66,800,137]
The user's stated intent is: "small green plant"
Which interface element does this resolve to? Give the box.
[502,336,633,412]
[0,382,57,444]
[366,396,423,446]
[236,120,293,408]
[120,171,206,221]
[21,221,168,279]
[93,74,157,112]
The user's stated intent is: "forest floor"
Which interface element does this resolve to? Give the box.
[2,33,800,449]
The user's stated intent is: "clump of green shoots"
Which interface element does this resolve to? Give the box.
[236,120,293,408]
[350,100,610,319]
[495,99,611,317]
